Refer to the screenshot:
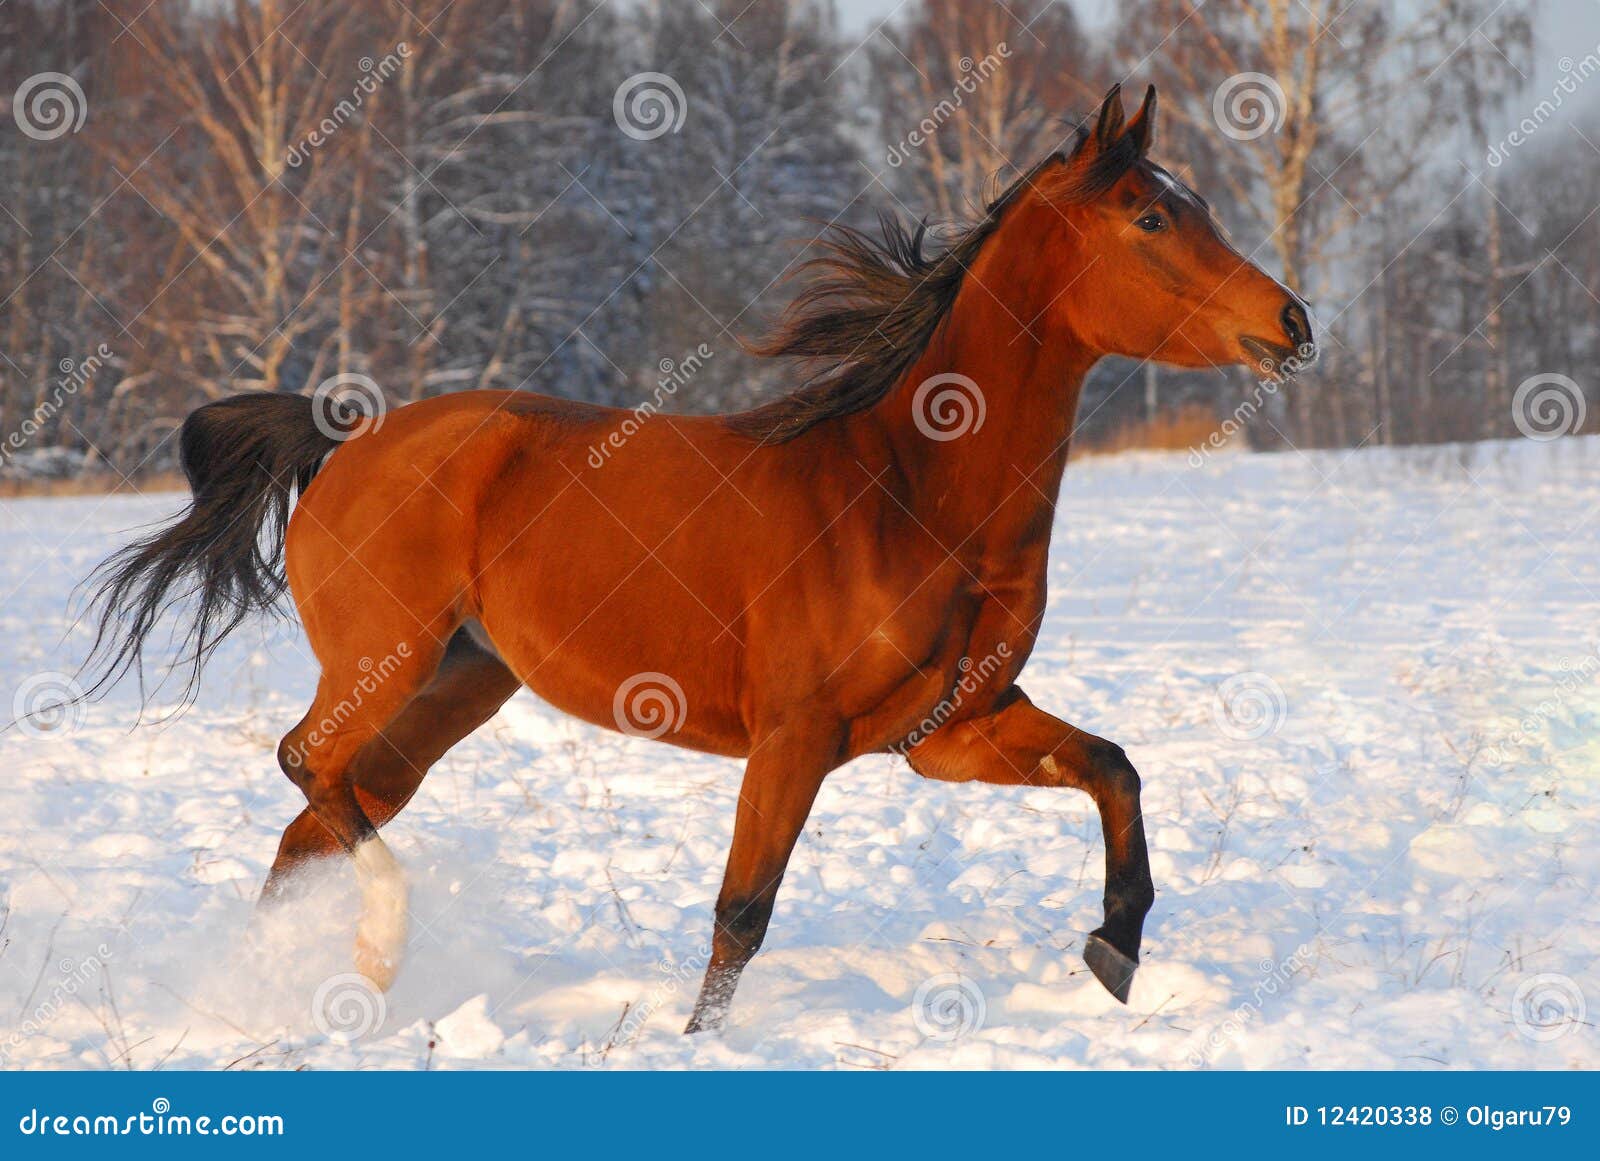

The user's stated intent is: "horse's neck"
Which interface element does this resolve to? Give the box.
[866,275,1097,553]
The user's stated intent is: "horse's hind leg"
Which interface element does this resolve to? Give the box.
[261,630,520,902]
[273,631,460,989]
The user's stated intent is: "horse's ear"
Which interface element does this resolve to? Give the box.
[1060,83,1141,190]
[1124,85,1157,156]
[1092,83,1126,147]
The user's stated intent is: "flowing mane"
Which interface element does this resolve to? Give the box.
[727,126,1144,444]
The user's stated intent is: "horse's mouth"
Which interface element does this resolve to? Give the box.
[1240,335,1316,380]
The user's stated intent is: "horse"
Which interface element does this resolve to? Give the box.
[84,84,1315,1034]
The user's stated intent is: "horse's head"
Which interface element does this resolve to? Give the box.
[1013,84,1315,378]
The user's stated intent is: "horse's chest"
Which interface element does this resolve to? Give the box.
[840,575,1040,752]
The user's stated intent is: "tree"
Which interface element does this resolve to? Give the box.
[1109,0,1533,447]
[869,0,1096,222]
[95,1,373,402]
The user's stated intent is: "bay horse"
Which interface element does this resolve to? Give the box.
[85,86,1314,1033]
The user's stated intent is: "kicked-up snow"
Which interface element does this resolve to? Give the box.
[1,437,1596,1069]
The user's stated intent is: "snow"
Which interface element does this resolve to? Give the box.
[434,995,507,1059]
[1,436,1596,1069]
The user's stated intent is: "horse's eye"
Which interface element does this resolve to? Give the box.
[1134,213,1166,233]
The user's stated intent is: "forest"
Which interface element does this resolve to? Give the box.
[0,0,1591,483]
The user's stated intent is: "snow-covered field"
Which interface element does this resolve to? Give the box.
[2,437,1596,1070]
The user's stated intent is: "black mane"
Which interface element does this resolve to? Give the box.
[727,125,1141,443]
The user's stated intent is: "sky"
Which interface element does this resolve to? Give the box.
[835,0,1598,46]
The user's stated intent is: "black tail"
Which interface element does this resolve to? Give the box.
[82,392,339,703]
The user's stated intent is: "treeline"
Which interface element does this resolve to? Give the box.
[0,0,1591,480]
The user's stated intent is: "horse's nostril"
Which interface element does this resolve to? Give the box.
[1281,301,1312,349]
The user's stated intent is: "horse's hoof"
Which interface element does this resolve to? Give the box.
[1083,933,1138,1004]
[354,936,399,992]
[683,1009,723,1036]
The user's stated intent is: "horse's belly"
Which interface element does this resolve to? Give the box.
[474,555,751,758]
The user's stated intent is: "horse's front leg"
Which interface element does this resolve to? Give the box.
[905,687,1154,1002]
[685,718,840,1034]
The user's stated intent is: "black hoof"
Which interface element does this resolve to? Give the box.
[684,1009,724,1036]
[1083,933,1138,1004]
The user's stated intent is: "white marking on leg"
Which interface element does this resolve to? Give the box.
[352,837,408,991]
